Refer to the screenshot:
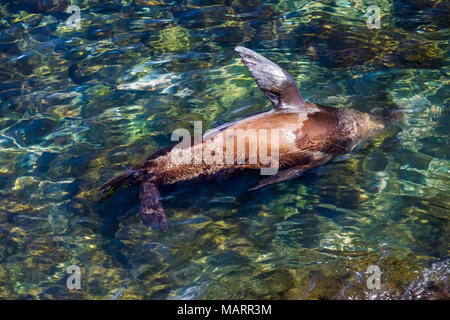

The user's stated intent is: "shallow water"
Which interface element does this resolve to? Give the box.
[0,0,448,299]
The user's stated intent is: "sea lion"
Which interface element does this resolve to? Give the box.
[99,46,385,232]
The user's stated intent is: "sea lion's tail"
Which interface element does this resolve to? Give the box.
[98,169,136,196]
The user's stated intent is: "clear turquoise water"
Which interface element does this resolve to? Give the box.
[0,0,448,299]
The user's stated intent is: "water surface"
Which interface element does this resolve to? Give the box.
[0,0,448,299]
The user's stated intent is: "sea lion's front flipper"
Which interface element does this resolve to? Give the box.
[248,166,304,191]
[235,46,306,111]
[139,181,168,232]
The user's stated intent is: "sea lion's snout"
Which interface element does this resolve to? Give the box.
[349,112,385,149]
[364,113,385,135]
[370,107,404,126]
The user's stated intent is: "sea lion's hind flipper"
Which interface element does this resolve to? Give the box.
[248,167,304,191]
[235,46,305,111]
[99,169,136,196]
[139,181,168,232]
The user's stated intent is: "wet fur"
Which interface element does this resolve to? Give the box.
[99,47,385,231]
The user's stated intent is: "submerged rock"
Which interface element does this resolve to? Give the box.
[392,0,450,30]
[6,118,59,146]
[85,27,113,40]
[402,259,449,299]
[290,23,446,69]
[7,0,70,14]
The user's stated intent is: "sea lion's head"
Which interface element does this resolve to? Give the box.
[334,108,385,153]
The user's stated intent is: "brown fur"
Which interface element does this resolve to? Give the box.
[99,47,385,231]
